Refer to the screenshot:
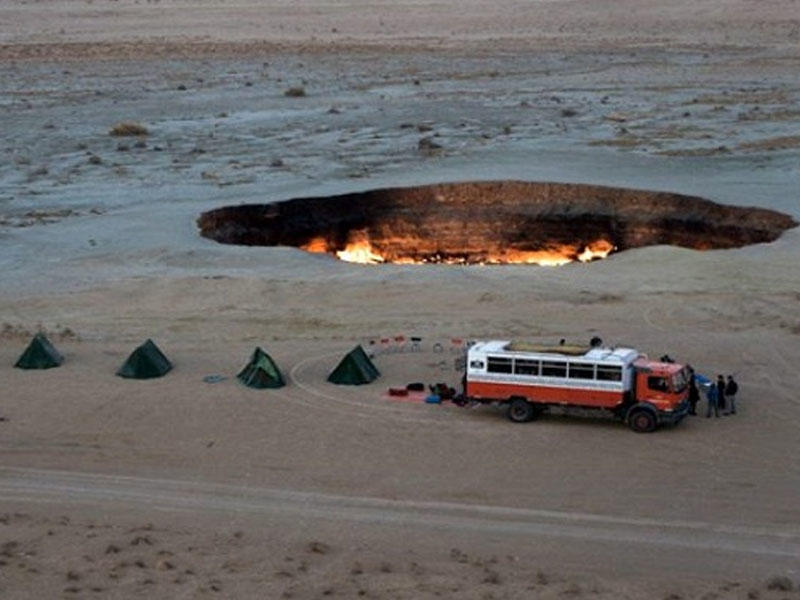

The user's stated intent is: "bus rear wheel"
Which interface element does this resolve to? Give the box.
[508,398,537,423]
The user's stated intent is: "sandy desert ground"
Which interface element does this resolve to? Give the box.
[1,1,800,598]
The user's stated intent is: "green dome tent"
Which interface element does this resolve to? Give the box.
[327,345,380,385]
[116,339,172,379]
[14,333,64,369]
[237,347,285,389]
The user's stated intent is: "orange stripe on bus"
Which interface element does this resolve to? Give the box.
[467,381,623,408]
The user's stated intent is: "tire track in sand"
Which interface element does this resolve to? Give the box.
[1,466,799,561]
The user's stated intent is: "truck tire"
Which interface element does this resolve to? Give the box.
[507,398,536,423]
[628,408,657,433]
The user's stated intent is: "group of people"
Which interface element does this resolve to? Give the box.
[687,371,739,417]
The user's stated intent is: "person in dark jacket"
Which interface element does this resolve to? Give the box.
[688,373,700,415]
[706,382,719,418]
[725,375,738,415]
[716,375,727,412]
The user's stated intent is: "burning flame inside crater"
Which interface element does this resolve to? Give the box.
[301,231,615,266]
[336,239,386,264]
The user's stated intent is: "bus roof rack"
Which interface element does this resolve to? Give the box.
[505,342,591,356]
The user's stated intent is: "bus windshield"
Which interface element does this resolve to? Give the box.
[672,368,688,393]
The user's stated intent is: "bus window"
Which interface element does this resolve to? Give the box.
[469,360,485,370]
[596,366,623,381]
[487,357,513,374]
[568,363,595,379]
[541,361,567,377]
[514,359,540,376]
[648,376,669,392]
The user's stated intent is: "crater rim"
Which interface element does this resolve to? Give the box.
[197,180,798,266]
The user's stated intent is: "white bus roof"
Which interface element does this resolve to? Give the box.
[470,341,640,364]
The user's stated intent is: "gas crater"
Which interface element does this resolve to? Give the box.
[197,181,797,265]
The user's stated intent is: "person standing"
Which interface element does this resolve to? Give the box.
[717,375,727,413]
[688,371,700,415]
[706,382,719,418]
[725,375,738,415]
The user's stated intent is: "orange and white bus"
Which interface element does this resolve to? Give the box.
[465,341,690,432]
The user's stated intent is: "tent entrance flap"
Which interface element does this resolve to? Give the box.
[237,347,285,389]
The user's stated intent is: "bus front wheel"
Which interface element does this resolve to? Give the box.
[628,408,657,433]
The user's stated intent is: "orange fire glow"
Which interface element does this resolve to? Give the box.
[577,239,616,263]
[300,237,329,253]
[301,232,615,266]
